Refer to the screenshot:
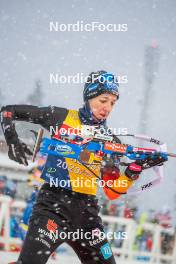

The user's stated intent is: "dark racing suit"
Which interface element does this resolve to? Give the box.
[0,105,131,264]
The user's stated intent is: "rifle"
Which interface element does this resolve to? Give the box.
[32,127,176,195]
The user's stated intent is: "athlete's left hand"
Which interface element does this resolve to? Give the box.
[125,162,142,180]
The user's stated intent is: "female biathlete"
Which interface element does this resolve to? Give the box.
[1,71,143,264]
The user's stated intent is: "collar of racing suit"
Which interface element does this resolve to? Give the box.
[78,101,107,126]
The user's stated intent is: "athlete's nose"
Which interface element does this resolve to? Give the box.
[103,102,112,114]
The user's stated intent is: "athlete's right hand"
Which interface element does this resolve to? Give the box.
[8,140,33,166]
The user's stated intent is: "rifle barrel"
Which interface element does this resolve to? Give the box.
[168,153,176,158]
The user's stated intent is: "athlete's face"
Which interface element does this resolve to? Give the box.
[89,93,117,121]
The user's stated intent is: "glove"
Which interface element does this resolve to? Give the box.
[142,155,168,169]
[101,165,121,199]
[8,140,33,166]
[101,166,120,182]
[125,162,142,180]
[101,156,120,184]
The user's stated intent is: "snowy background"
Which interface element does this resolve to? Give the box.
[0,0,176,247]
[0,251,143,264]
